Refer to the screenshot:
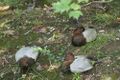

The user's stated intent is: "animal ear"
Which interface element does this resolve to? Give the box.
[73,27,85,34]
[79,26,85,32]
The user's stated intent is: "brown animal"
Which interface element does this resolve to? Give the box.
[72,26,97,46]
[61,52,74,73]
[61,52,97,73]
[15,47,39,74]
[18,56,35,73]
[72,27,86,46]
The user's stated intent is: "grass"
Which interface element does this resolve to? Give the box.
[0,0,120,79]
[92,13,115,26]
[72,73,81,80]
[79,33,114,54]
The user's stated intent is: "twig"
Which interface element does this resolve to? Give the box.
[81,0,112,8]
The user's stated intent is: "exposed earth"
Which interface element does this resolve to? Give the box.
[0,0,120,80]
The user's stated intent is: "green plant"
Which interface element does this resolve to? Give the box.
[72,73,81,80]
[0,0,32,8]
[0,0,19,6]
[92,13,115,25]
[52,0,89,20]
[34,46,57,62]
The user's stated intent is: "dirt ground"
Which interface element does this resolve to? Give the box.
[0,0,120,80]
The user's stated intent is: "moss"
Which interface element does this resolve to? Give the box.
[92,13,115,25]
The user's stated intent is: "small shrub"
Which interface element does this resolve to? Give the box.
[52,0,89,20]
[34,46,57,62]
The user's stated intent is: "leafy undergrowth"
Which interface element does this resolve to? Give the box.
[0,1,120,80]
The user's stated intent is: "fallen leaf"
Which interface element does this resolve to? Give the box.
[0,48,7,55]
[2,30,15,36]
[47,64,60,72]
[32,26,48,33]
[0,5,10,12]
[99,30,105,33]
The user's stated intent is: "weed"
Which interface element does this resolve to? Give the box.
[72,73,81,80]
[92,13,115,25]
[52,0,89,20]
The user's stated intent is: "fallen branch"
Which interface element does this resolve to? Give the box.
[81,0,113,8]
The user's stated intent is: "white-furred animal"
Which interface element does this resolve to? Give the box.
[15,46,39,73]
[83,28,97,42]
[72,27,97,46]
[70,55,93,73]
[62,52,93,73]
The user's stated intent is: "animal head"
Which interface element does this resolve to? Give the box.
[18,56,35,73]
[73,27,85,35]
[72,27,86,46]
[61,52,75,73]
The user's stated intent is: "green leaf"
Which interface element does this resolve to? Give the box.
[52,0,72,13]
[69,10,83,20]
[70,3,80,10]
[60,0,72,13]
[77,0,89,3]
[60,0,72,4]
[52,2,63,13]
[33,47,43,52]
